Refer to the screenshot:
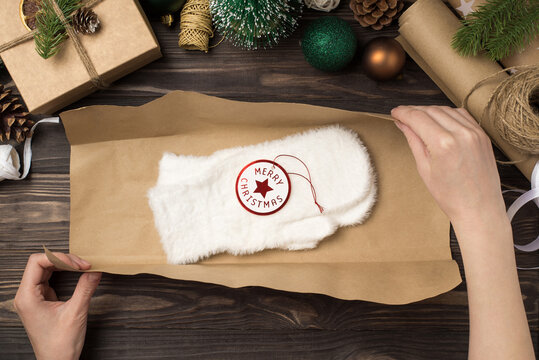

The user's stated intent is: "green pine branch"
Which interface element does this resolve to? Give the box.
[451,0,539,61]
[34,0,81,59]
[485,3,539,60]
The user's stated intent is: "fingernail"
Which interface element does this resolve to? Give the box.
[78,258,91,266]
[394,120,403,130]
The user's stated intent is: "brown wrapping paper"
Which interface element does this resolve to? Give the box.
[447,0,539,68]
[0,0,161,114]
[397,0,538,181]
[54,91,462,304]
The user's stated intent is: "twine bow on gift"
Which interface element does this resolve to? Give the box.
[0,0,108,89]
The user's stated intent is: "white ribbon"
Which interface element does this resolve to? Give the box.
[0,117,60,181]
[505,161,539,270]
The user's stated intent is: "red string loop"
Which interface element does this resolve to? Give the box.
[272,154,324,214]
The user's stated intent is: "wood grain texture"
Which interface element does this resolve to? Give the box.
[0,3,537,359]
[4,327,473,360]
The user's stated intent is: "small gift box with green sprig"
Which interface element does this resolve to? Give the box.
[0,0,161,114]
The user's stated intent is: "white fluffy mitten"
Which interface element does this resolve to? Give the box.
[148,126,377,264]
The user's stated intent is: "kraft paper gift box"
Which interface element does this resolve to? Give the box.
[0,0,161,114]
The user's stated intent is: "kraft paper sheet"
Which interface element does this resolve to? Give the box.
[397,0,538,181]
[53,91,462,304]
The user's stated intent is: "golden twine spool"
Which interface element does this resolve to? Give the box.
[463,64,539,156]
[178,0,213,53]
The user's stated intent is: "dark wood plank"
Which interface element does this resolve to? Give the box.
[0,3,537,359]
[1,255,537,331]
[1,327,471,360]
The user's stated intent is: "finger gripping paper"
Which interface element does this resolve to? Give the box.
[148,126,377,264]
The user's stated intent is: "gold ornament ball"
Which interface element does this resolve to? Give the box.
[361,37,406,81]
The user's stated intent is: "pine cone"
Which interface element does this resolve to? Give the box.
[72,7,100,34]
[0,85,34,143]
[349,0,404,30]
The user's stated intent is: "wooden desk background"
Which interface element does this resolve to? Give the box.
[0,4,537,359]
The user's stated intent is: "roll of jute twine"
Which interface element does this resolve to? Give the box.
[463,64,539,156]
[178,0,213,52]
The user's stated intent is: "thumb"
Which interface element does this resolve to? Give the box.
[69,272,101,314]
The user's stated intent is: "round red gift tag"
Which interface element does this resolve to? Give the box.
[235,160,291,215]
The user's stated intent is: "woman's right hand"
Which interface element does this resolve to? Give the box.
[390,106,508,231]
[392,105,534,360]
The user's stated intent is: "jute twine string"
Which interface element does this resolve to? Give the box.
[178,0,213,53]
[0,0,107,89]
[0,32,35,53]
[462,64,539,156]
[49,0,107,88]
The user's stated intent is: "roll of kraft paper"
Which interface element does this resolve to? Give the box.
[396,0,538,181]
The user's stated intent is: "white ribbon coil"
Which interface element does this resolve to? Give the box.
[505,161,539,269]
[0,117,60,181]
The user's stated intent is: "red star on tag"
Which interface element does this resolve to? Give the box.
[253,179,273,199]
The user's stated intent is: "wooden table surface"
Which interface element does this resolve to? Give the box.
[1,4,537,359]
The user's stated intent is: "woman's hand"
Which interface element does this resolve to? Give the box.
[392,105,534,360]
[14,253,101,360]
[391,105,508,232]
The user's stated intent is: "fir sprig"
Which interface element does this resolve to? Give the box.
[486,3,539,60]
[451,0,539,61]
[34,0,81,59]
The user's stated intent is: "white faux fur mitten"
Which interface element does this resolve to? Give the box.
[148,126,377,264]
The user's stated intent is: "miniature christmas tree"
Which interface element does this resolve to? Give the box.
[210,0,303,50]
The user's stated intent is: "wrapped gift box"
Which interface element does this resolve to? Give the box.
[0,0,161,114]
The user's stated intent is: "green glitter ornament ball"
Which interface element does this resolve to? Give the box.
[301,17,357,72]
